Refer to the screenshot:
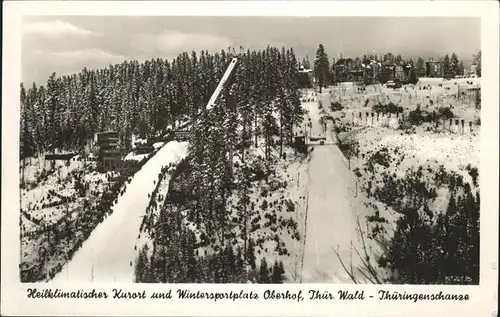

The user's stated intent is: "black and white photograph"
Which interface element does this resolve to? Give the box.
[17,15,484,285]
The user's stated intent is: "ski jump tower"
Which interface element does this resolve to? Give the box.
[173,57,238,141]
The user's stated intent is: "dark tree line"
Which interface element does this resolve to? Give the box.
[313,44,330,92]
[21,46,303,283]
[303,44,477,88]
[185,46,304,248]
[128,46,304,283]
[20,47,304,160]
[442,52,465,79]
[371,165,480,284]
[134,225,286,284]
[135,157,289,283]
[473,51,481,77]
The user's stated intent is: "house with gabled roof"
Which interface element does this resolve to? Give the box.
[425,59,443,77]
[360,59,382,84]
[394,61,413,82]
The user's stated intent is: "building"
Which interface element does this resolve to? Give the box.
[415,67,426,78]
[349,70,364,83]
[394,65,405,81]
[425,60,443,77]
[335,57,354,82]
[381,61,397,82]
[392,62,413,82]
[362,60,382,84]
[404,64,413,80]
[95,131,121,171]
[298,65,314,86]
[377,61,396,83]
[134,140,154,155]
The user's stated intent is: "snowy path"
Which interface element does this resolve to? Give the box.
[300,142,363,283]
[299,94,368,283]
[51,141,188,283]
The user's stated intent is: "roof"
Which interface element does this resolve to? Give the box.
[363,60,383,69]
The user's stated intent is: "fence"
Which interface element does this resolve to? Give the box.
[350,110,479,134]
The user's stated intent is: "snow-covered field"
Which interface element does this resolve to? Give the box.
[326,77,481,128]
[300,139,368,282]
[238,146,306,280]
[293,79,480,283]
[51,141,188,283]
[350,125,480,220]
[324,78,480,176]
[358,129,479,173]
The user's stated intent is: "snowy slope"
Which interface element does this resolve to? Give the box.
[300,144,366,283]
[51,141,188,283]
[299,97,371,283]
[206,58,238,111]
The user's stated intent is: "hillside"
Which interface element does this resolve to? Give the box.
[21,47,306,283]
[321,77,480,284]
[20,46,480,285]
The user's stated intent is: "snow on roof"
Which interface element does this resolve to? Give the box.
[366,60,382,67]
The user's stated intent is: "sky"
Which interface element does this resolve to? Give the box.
[22,16,480,85]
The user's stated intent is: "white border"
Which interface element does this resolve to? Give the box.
[2,2,498,316]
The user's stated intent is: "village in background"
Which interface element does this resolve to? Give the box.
[19,44,480,285]
[297,51,480,86]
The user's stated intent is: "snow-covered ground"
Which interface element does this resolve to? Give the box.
[302,78,480,283]
[359,129,479,172]
[47,79,479,284]
[124,152,149,162]
[326,78,481,128]
[20,154,82,186]
[329,78,480,190]
[300,144,368,283]
[51,141,188,283]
